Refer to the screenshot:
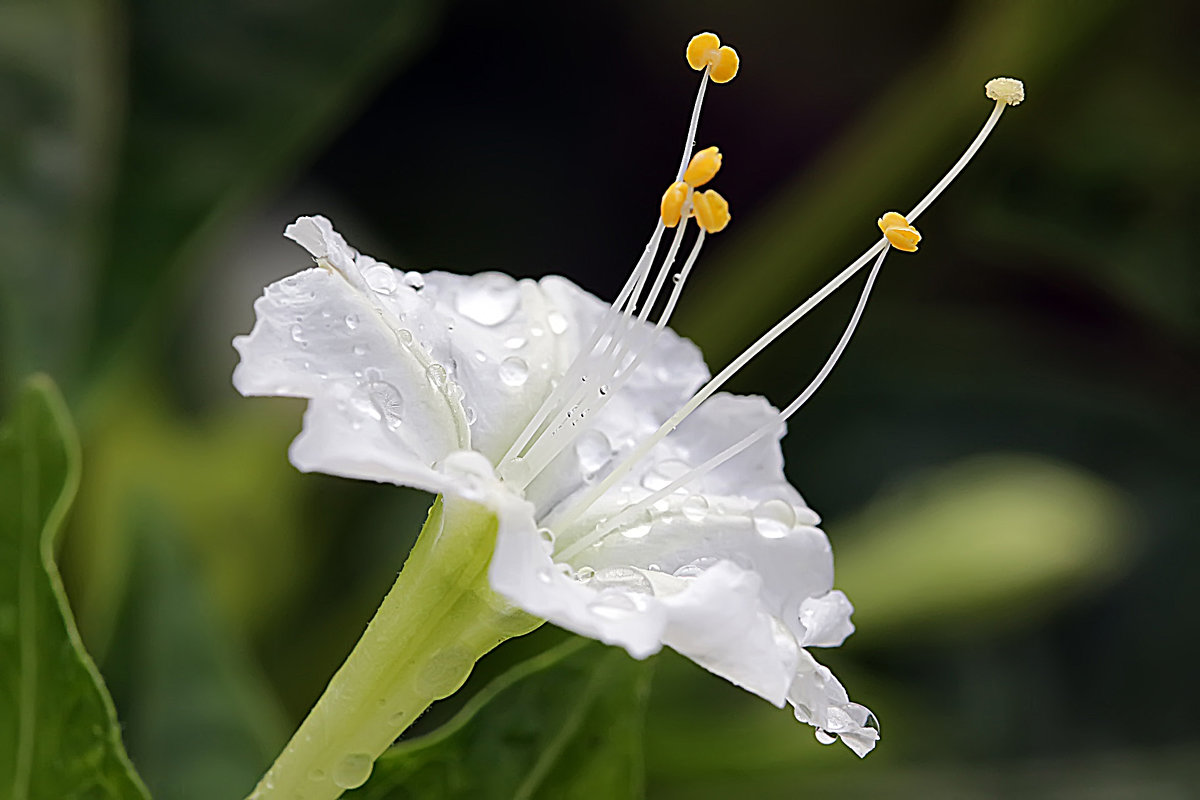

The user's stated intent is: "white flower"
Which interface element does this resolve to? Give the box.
[233,41,1019,758]
[234,214,878,754]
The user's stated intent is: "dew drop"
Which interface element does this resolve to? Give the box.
[681,495,709,521]
[575,566,596,582]
[672,273,683,284]
[504,336,526,349]
[402,271,425,290]
[464,406,477,425]
[455,273,518,325]
[598,384,609,396]
[397,328,414,345]
[752,499,796,539]
[473,350,488,363]
[332,753,373,790]
[366,381,405,429]
[426,363,448,389]
[547,311,568,334]
[353,344,367,356]
[498,356,529,387]
[289,324,305,343]
[641,459,690,491]
[574,430,613,474]
[538,527,556,547]
[537,566,553,583]
[344,313,359,330]
[672,556,719,579]
[815,729,837,746]
[365,264,398,295]
[591,566,653,594]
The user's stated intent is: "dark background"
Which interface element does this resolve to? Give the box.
[2,0,1198,797]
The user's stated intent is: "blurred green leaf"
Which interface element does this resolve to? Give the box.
[833,454,1133,640]
[0,375,149,799]
[0,1,121,391]
[91,0,442,379]
[347,638,653,800]
[104,500,289,800]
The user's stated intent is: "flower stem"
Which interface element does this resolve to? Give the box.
[247,496,541,800]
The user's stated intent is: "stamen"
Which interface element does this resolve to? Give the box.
[684,146,723,187]
[546,75,1025,532]
[877,211,920,252]
[557,245,889,560]
[517,212,696,481]
[692,189,731,234]
[503,36,741,476]
[661,181,689,228]
[686,32,740,84]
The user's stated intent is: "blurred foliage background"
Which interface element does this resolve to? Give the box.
[2,0,1198,797]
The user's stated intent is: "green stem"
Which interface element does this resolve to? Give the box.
[247,495,541,799]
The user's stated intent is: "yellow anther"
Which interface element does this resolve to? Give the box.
[709,47,740,84]
[984,77,1025,106]
[877,211,921,252]
[683,146,722,187]
[685,32,740,84]
[660,181,689,228]
[692,189,731,234]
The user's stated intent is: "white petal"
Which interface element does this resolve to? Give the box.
[797,590,856,647]
[788,649,879,757]
[232,264,464,481]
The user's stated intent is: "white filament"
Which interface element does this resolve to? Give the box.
[555,245,887,559]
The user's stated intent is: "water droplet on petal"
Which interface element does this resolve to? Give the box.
[402,271,425,289]
[504,336,526,349]
[366,381,405,429]
[426,363,448,389]
[365,264,398,295]
[289,324,305,343]
[574,430,613,474]
[547,311,568,334]
[672,555,719,579]
[455,273,519,325]
[344,313,359,330]
[473,350,488,363]
[464,406,477,425]
[397,328,414,345]
[332,753,373,789]
[575,566,596,582]
[538,527,555,547]
[499,356,529,387]
[592,566,653,594]
[353,344,367,356]
[815,729,837,746]
[753,499,796,538]
[641,459,690,491]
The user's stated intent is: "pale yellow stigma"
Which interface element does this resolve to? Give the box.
[686,32,740,83]
[684,146,722,187]
[693,190,731,234]
[985,77,1025,106]
[660,181,689,228]
[878,211,921,252]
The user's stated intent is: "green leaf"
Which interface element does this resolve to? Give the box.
[103,502,288,800]
[0,375,149,799]
[833,454,1133,641]
[347,638,653,800]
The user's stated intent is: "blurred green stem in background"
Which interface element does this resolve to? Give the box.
[248,495,540,800]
